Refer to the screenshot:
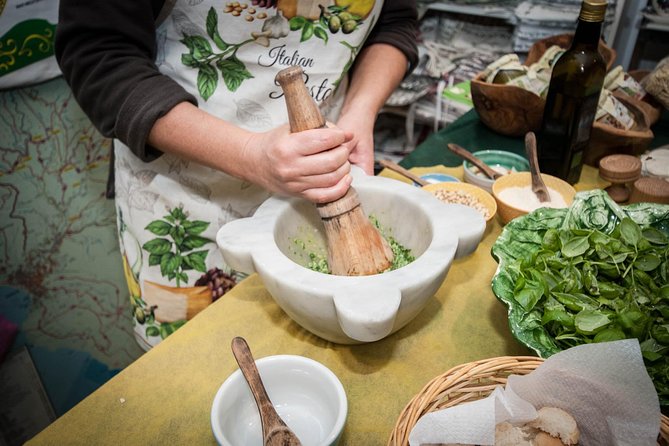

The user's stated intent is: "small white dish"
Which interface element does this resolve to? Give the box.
[419,173,460,185]
[211,355,347,446]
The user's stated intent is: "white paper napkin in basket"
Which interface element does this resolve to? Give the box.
[409,339,661,446]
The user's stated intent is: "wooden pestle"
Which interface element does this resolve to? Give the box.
[275,66,393,276]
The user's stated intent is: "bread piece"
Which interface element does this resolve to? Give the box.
[528,407,580,446]
[534,431,568,446]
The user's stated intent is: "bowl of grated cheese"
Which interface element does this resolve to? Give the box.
[492,172,576,224]
[423,182,497,223]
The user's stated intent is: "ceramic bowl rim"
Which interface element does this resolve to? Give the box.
[463,149,530,172]
[210,354,348,446]
[422,182,498,222]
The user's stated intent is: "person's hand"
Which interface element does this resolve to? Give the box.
[336,111,376,175]
[243,124,354,203]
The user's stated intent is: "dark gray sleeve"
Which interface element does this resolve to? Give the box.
[363,0,420,74]
[55,0,197,161]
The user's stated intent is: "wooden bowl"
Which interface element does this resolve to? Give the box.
[525,33,616,71]
[471,33,616,137]
[471,72,545,137]
[491,172,576,224]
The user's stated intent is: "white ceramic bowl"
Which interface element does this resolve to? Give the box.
[211,355,347,446]
[217,167,485,344]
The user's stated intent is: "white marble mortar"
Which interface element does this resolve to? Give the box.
[216,168,485,344]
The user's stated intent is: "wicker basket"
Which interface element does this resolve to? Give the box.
[388,356,669,446]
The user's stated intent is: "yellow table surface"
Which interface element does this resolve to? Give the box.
[29,166,608,446]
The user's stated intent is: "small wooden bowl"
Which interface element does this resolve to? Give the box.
[491,172,576,224]
[423,182,497,223]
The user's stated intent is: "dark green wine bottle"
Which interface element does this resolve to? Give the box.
[537,0,608,185]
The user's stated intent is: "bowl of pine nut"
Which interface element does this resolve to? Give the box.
[422,182,497,223]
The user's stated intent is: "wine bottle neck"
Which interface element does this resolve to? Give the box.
[571,18,603,48]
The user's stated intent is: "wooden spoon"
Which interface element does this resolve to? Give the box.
[524,132,549,202]
[447,143,502,180]
[377,159,428,187]
[231,337,302,446]
[276,66,393,276]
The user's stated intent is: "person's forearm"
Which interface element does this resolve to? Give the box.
[147,101,355,204]
[146,102,253,180]
[338,43,407,120]
[335,43,408,174]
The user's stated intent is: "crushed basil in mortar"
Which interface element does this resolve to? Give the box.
[292,216,415,274]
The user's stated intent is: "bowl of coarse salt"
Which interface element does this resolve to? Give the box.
[492,172,576,224]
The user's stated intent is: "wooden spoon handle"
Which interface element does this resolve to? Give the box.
[377,159,428,187]
[525,132,550,202]
[447,143,500,180]
[231,337,290,437]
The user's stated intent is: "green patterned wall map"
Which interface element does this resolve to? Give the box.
[0,76,144,413]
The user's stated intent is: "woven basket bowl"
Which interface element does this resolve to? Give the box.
[387,356,669,446]
[471,33,616,138]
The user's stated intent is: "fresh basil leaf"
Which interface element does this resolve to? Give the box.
[651,324,669,345]
[515,282,544,312]
[594,327,626,343]
[635,252,662,271]
[620,217,642,247]
[643,227,668,245]
[542,307,575,329]
[561,235,590,258]
[575,310,610,335]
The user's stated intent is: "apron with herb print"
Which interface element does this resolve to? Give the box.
[116,0,384,350]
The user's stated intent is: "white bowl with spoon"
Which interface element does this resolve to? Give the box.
[211,341,347,446]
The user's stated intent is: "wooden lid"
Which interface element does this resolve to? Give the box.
[599,154,642,183]
[629,176,669,204]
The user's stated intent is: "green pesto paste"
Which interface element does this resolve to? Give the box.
[292,216,415,274]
